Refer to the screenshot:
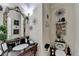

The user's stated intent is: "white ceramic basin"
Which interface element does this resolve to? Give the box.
[12,44,28,51]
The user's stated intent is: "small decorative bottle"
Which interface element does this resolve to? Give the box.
[66,46,71,56]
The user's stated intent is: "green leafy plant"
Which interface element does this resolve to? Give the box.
[0,33,7,41]
[0,25,7,33]
[0,25,7,41]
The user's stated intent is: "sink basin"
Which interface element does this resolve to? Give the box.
[12,44,29,51]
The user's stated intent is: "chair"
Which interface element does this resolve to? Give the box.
[1,42,9,56]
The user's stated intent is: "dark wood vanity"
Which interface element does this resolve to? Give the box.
[2,37,38,56]
[18,43,37,56]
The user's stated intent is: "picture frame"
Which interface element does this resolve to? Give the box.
[1,43,8,52]
[14,20,19,25]
[13,29,19,34]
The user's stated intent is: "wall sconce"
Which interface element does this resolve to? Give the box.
[55,8,65,17]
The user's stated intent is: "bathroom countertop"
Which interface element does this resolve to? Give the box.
[18,43,38,56]
[12,43,29,51]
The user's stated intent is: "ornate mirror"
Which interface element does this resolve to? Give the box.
[3,6,28,40]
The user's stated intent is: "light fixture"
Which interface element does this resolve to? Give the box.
[23,9,33,16]
[20,4,35,16]
[55,8,65,17]
[20,3,39,17]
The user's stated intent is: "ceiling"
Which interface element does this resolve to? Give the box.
[19,3,39,16]
[0,3,39,16]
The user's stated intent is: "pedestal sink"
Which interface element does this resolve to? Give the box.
[12,44,29,51]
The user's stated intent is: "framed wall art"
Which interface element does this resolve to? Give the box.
[14,20,19,25]
[13,29,19,34]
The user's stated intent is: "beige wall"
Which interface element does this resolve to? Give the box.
[50,4,75,55]
[30,3,75,56]
[41,3,75,56]
[73,4,79,56]
[42,3,51,55]
[29,4,52,56]
[29,4,43,56]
